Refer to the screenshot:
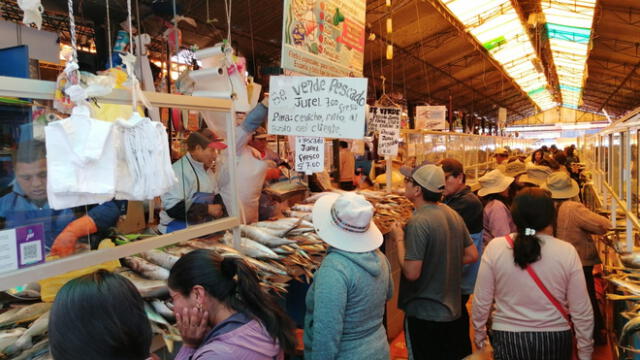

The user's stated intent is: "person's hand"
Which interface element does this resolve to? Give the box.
[176,307,210,349]
[208,204,224,218]
[261,95,269,107]
[50,231,79,257]
[388,222,404,243]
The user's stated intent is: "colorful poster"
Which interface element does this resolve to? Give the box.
[267,76,367,139]
[281,0,366,77]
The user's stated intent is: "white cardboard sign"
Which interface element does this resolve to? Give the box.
[295,137,325,174]
[378,128,400,156]
[0,228,17,273]
[367,106,401,132]
[268,76,367,139]
[415,106,447,130]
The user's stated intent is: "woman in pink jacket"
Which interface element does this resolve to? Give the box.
[472,188,594,360]
[478,169,516,246]
[170,249,296,360]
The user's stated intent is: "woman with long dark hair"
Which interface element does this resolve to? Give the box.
[170,249,295,360]
[472,188,594,360]
[49,270,153,360]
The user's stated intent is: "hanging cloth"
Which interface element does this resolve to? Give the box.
[45,105,116,209]
[114,113,177,200]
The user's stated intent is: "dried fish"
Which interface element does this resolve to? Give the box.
[222,233,281,259]
[116,269,169,299]
[605,276,640,296]
[10,310,49,353]
[139,250,180,270]
[0,303,51,328]
[620,315,640,347]
[621,253,640,269]
[0,327,26,355]
[122,256,170,280]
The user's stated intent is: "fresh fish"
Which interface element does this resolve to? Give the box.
[12,338,48,360]
[620,315,640,346]
[0,303,51,328]
[0,327,26,355]
[283,210,312,222]
[186,240,242,255]
[151,299,175,322]
[10,311,49,353]
[240,225,296,247]
[223,233,281,259]
[621,253,640,269]
[164,246,197,257]
[116,269,169,298]
[122,256,170,280]
[304,192,334,203]
[291,204,314,212]
[139,250,180,270]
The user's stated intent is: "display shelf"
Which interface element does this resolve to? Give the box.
[0,75,242,291]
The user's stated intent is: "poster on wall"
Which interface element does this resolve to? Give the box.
[267,76,367,139]
[281,0,366,77]
[367,106,401,133]
[415,106,447,130]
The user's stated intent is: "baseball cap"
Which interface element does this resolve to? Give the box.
[400,164,445,193]
[494,147,509,156]
[187,131,227,150]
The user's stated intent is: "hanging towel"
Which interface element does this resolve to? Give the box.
[45,105,116,209]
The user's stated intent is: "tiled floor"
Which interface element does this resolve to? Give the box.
[390,331,613,360]
[388,297,614,360]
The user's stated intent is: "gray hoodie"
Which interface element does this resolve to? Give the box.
[304,247,393,360]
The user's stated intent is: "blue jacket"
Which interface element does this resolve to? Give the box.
[304,248,393,360]
[0,183,123,251]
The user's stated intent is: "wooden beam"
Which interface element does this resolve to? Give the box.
[598,60,640,112]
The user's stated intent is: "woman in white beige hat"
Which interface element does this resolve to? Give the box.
[304,192,393,359]
[542,171,610,345]
[478,169,516,246]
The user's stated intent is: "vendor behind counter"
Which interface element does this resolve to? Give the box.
[0,140,124,256]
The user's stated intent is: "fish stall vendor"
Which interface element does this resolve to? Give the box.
[0,140,124,257]
[158,131,228,233]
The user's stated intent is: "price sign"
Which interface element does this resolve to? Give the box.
[367,106,401,133]
[268,76,367,139]
[295,137,325,174]
[378,128,400,156]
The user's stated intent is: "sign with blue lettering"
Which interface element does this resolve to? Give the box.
[268,76,367,139]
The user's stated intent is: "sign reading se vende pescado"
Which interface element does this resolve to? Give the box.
[267,76,367,139]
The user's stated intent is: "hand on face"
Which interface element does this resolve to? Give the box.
[175,306,210,349]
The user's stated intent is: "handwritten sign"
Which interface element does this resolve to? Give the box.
[415,106,447,130]
[281,0,366,77]
[295,137,325,174]
[378,128,400,156]
[268,76,367,139]
[367,106,401,133]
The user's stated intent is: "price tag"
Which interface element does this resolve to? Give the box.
[295,137,325,174]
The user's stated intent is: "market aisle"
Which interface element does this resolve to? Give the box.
[388,298,613,360]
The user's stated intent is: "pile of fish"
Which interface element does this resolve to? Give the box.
[302,190,415,234]
[0,302,51,359]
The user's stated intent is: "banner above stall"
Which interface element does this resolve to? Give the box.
[281,0,366,77]
[267,76,367,139]
[415,106,447,130]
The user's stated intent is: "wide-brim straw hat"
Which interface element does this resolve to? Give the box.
[478,169,514,197]
[541,172,580,199]
[519,165,553,186]
[312,193,383,253]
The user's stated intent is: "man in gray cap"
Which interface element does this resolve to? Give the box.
[389,164,478,360]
